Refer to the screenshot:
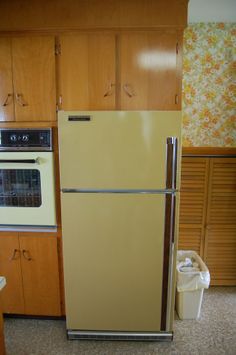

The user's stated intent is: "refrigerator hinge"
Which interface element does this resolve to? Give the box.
[56,95,62,111]
[55,43,61,55]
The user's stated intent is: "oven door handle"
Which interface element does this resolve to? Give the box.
[0,158,39,164]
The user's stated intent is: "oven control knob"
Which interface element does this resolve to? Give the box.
[22,134,29,142]
[10,134,17,142]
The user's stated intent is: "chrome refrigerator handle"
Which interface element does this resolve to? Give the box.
[161,138,178,331]
[166,137,178,190]
[161,193,176,331]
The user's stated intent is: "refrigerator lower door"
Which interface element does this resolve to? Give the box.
[62,192,172,339]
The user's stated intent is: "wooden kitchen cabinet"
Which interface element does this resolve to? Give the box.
[0,303,5,355]
[179,155,236,286]
[0,233,61,316]
[0,38,14,122]
[58,34,116,110]
[0,36,56,123]
[0,233,24,313]
[57,31,182,111]
[119,31,181,110]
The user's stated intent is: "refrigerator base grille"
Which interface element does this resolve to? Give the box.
[67,330,173,342]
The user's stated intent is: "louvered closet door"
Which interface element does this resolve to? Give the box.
[204,158,236,285]
[178,157,209,256]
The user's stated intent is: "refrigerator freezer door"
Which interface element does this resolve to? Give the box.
[58,111,181,190]
[62,192,165,331]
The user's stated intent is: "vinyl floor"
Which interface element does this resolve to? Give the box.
[4,287,236,355]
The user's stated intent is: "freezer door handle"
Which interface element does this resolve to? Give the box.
[68,115,91,122]
[166,137,178,190]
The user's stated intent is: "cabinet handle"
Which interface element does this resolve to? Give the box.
[15,93,28,107]
[175,94,179,105]
[9,249,20,261]
[103,82,115,97]
[123,84,135,98]
[2,93,13,106]
[22,249,32,261]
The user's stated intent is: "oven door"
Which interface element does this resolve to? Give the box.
[0,152,56,227]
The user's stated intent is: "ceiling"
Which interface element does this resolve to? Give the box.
[188,0,236,23]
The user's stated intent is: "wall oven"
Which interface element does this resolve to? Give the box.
[0,128,56,229]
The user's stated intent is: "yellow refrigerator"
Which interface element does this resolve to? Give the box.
[58,111,181,341]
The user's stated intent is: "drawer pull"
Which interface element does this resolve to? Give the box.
[123,84,135,98]
[22,249,32,261]
[15,93,28,107]
[9,249,20,261]
[104,82,115,97]
[3,93,13,107]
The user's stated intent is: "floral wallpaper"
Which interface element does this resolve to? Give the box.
[182,23,236,147]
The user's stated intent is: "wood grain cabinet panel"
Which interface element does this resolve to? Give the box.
[0,233,24,314]
[58,31,183,111]
[119,32,181,110]
[20,234,61,316]
[12,36,56,122]
[58,34,116,110]
[0,233,61,316]
[0,304,5,355]
[0,36,56,123]
[0,38,14,122]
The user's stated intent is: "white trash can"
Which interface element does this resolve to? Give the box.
[176,250,210,320]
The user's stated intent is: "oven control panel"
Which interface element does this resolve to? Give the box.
[0,129,52,151]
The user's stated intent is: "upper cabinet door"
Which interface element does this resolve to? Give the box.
[120,32,180,110]
[0,38,14,121]
[58,34,116,110]
[12,36,56,122]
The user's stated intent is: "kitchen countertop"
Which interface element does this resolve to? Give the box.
[0,277,6,291]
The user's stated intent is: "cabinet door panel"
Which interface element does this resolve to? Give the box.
[178,157,209,257]
[12,36,56,122]
[205,158,236,285]
[207,158,236,225]
[0,233,24,314]
[59,34,116,110]
[0,38,14,121]
[20,235,61,316]
[205,228,236,285]
[120,32,179,110]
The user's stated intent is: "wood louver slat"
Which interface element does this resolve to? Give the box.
[179,155,236,286]
[207,158,236,225]
[178,226,202,255]
[178,157,209,257]
[205,158,236,285]
[205,228,236,284]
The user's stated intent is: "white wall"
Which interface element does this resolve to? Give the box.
[188,0,236,23]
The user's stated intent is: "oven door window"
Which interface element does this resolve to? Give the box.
[0,169,42,207]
